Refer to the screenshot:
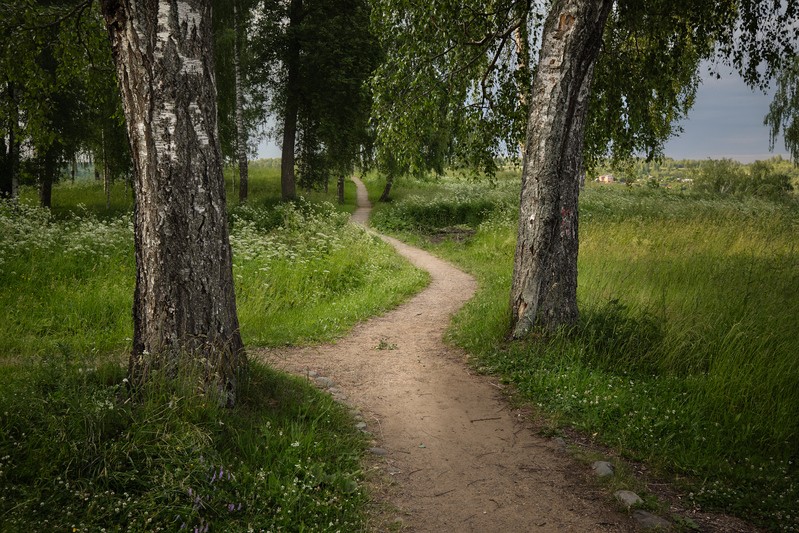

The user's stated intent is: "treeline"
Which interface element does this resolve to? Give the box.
[594,156,798,200]
[0,0,377,207]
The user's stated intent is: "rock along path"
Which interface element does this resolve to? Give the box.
[257,177,635,532]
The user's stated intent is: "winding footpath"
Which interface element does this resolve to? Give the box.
[257,177,634,532]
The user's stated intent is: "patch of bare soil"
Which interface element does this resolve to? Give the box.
[257,178,638,531]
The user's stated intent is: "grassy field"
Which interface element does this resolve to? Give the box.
[365,170,799,531]
[0,163,427,531]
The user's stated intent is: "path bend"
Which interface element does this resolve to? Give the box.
[257,177,633,532]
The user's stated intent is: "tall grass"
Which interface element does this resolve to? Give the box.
[370,174,799,531]
[1,166,427,531]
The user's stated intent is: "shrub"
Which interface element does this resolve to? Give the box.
[693,159,793,200]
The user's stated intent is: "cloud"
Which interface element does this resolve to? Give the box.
[664,71,790,162]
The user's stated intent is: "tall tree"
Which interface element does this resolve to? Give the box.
[233,0,249,202]
[372,0,798,336]
[280,0,302,201]
[510,0,612,336]
[511,0,797,335]
[213,0,257,203]
[100,0,245,405]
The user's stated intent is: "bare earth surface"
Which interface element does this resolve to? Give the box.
[257,178,636,532]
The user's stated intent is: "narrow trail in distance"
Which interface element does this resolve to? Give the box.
[257,177,635,532]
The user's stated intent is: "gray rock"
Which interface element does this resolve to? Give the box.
[553,437,567,448]
[355,421,367,430]
[614,490,643,509]
[315,376,335,388]
[307,370,319,378]
[632,510,671,531]
[368,447,388,456]
[592,460,615,478]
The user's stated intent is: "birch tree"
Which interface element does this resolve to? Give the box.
[373,0,798,336]
[100,0,245,405]
[509,0,612,336]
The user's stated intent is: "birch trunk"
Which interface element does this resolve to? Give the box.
[513,8,530,160]
[101,0,245,406]
[510,0,612,338]
[101,127,110,209]
[280,0,302,201]
[233,0,248,203]
[379,172,393,202]
[1,82,19,200]
[337,174,345,204]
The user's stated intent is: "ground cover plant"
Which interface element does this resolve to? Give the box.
[0,166,427,531]
[366,168,799,531]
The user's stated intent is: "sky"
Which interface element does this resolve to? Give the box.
[257,71,792,163]
[663,71,790,163]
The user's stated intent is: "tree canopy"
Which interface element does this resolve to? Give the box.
[765,55,799,162]
[371,0,799,181]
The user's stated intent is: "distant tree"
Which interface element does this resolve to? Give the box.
[100,0,245,405]
[0,1,130,207]
[251,0,379,201]
[213,0,258,203]
[765,55,799,163]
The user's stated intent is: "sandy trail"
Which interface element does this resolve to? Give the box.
[257,177,634,532]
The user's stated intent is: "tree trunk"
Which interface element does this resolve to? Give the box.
[101,0,245,406]
[71,156,77,183]
[1,82,19,200]
[39,147,57,209]
[234,0,248,203]
[509,0,612,338]
[280,0,302,201]
[337,174,345,204]
[513,7,530,160]
[102,127,111,209]
[379,172,393,202]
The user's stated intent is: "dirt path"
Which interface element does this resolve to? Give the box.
[257,177,635,532]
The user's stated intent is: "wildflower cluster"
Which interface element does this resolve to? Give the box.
[230,199,351,264]
[0,200,132,270]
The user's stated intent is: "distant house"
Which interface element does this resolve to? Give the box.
[597,174,615,183]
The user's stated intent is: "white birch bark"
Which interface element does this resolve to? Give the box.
[102,0,245,406]
[510,0,613,337]
[234,0,248,202]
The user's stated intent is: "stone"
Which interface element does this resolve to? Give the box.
[591,461,615,478]
[315,376,335,388]
[307,370,319,378]
[355,421,367,430]
[614,490,643,509]
[632,510,671,531]
[368,447,388,456]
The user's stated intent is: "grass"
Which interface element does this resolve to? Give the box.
[1,163,427,531]
[367,171,799,532]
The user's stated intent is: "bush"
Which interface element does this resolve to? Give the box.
[693,159,793,200]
